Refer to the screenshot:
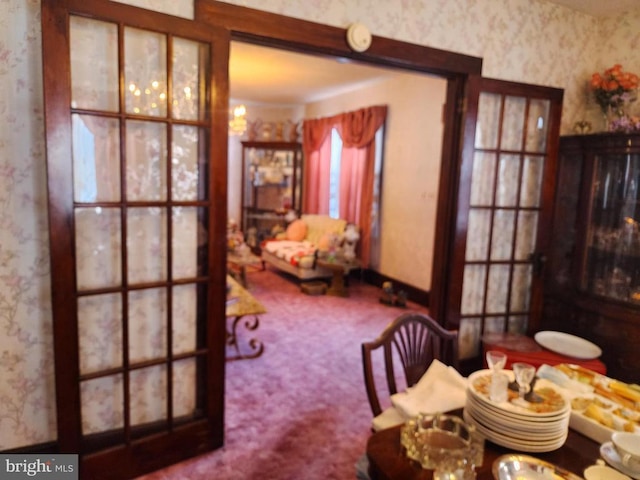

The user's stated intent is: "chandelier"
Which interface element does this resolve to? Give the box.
[229,104,247,136]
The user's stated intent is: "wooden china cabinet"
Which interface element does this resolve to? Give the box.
[240,141,302,249]
[543,132,640,383]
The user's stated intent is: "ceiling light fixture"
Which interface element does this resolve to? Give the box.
[229,104,247,136]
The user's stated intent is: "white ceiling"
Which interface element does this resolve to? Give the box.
[229,42,400,105]
[229,0,640,105]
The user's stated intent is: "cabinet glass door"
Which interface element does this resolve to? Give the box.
[585,153,640,303]
[241,142,301,247]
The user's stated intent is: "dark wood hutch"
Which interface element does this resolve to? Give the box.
[544,132,640,383]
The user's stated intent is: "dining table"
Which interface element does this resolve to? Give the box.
[482,332,607,374]
[366,408,602,480]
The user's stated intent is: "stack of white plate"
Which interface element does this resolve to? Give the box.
[464,369,571,453]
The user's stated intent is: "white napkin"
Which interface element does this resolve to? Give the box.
[390,359,468,419]
[536,364,594,394]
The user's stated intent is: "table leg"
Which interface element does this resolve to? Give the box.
[326,269,348,297]
[226,314,264,361]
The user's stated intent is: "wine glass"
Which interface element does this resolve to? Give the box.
[486,351,508,403]
[512,362,536,400]
[486,350,507,372]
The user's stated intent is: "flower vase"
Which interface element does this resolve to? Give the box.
[603,104,618,132]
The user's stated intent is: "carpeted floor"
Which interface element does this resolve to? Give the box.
[137,266,428,480]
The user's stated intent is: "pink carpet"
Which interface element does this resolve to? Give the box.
[137,267,428,480]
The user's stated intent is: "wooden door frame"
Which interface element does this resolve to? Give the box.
[195,0,483,323]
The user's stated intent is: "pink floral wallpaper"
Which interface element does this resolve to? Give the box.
[1,0,640,450]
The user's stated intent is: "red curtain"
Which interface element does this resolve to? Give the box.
[302,116,334,213]
[302,105,387,266]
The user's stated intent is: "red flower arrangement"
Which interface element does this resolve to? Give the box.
[590,64,639,114]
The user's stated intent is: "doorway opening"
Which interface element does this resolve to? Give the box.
[228,40,449,293]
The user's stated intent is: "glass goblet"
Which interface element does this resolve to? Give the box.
[512,362,536,400]
[486,350,507,371]
[486,351,508,403]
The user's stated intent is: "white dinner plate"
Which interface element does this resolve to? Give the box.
[467,370,570,418]
[464,409,568,452]
[465,397,568,438]
[534,331,602,359]
[601,442,640,480]
[584,465,631,480]
[466,393,568,432]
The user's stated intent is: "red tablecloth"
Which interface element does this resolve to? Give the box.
[482,332,607,374]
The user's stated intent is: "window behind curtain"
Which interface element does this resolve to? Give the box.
[328,125,385,265]
[329,128,343,218]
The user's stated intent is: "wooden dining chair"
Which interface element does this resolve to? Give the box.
[361,312,459,420]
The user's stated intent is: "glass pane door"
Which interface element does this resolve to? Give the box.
[71,15,210,445]
[451,78,563,363]
[42,1,228,476]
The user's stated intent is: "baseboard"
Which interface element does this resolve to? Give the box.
[356,269,429,308]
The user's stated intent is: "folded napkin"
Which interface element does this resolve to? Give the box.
[536,364,594,394]
[390,359,468,419]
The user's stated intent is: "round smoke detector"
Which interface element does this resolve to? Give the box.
[346,22,372,52]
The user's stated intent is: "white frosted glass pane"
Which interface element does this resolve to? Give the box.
[128,288,167,363]
[70,17,118,111]
[72,115,121,202]
[172,284,197,354]
[172,207,199,279]
[484,317,506,334]
[466,209,491,261]
[525,99,550,153]
[461,265,486,315]
[126,120,167,201]
[75,207,122,290]
[78,294,122,375]
[127,208,168,284]
[491,210,515,261]
[173,358,197,418]
[172,38,206,121]
[500,96,525,150]
[475,93,501,149]
[81,375,124,435]
[470,152,496,206]
[520,156,544,208]
[130,366,167,426]
[172,125,200,201]
[125,28,167,117]
[496,154,520,207]
[459,318,481,360]
[515,211,538,260]
[510,265,532,311]
[486,265,509,314]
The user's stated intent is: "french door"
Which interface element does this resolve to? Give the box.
[41,1,229,478]
[445,76,563,367]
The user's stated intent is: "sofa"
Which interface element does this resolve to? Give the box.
[261,214,348,280]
